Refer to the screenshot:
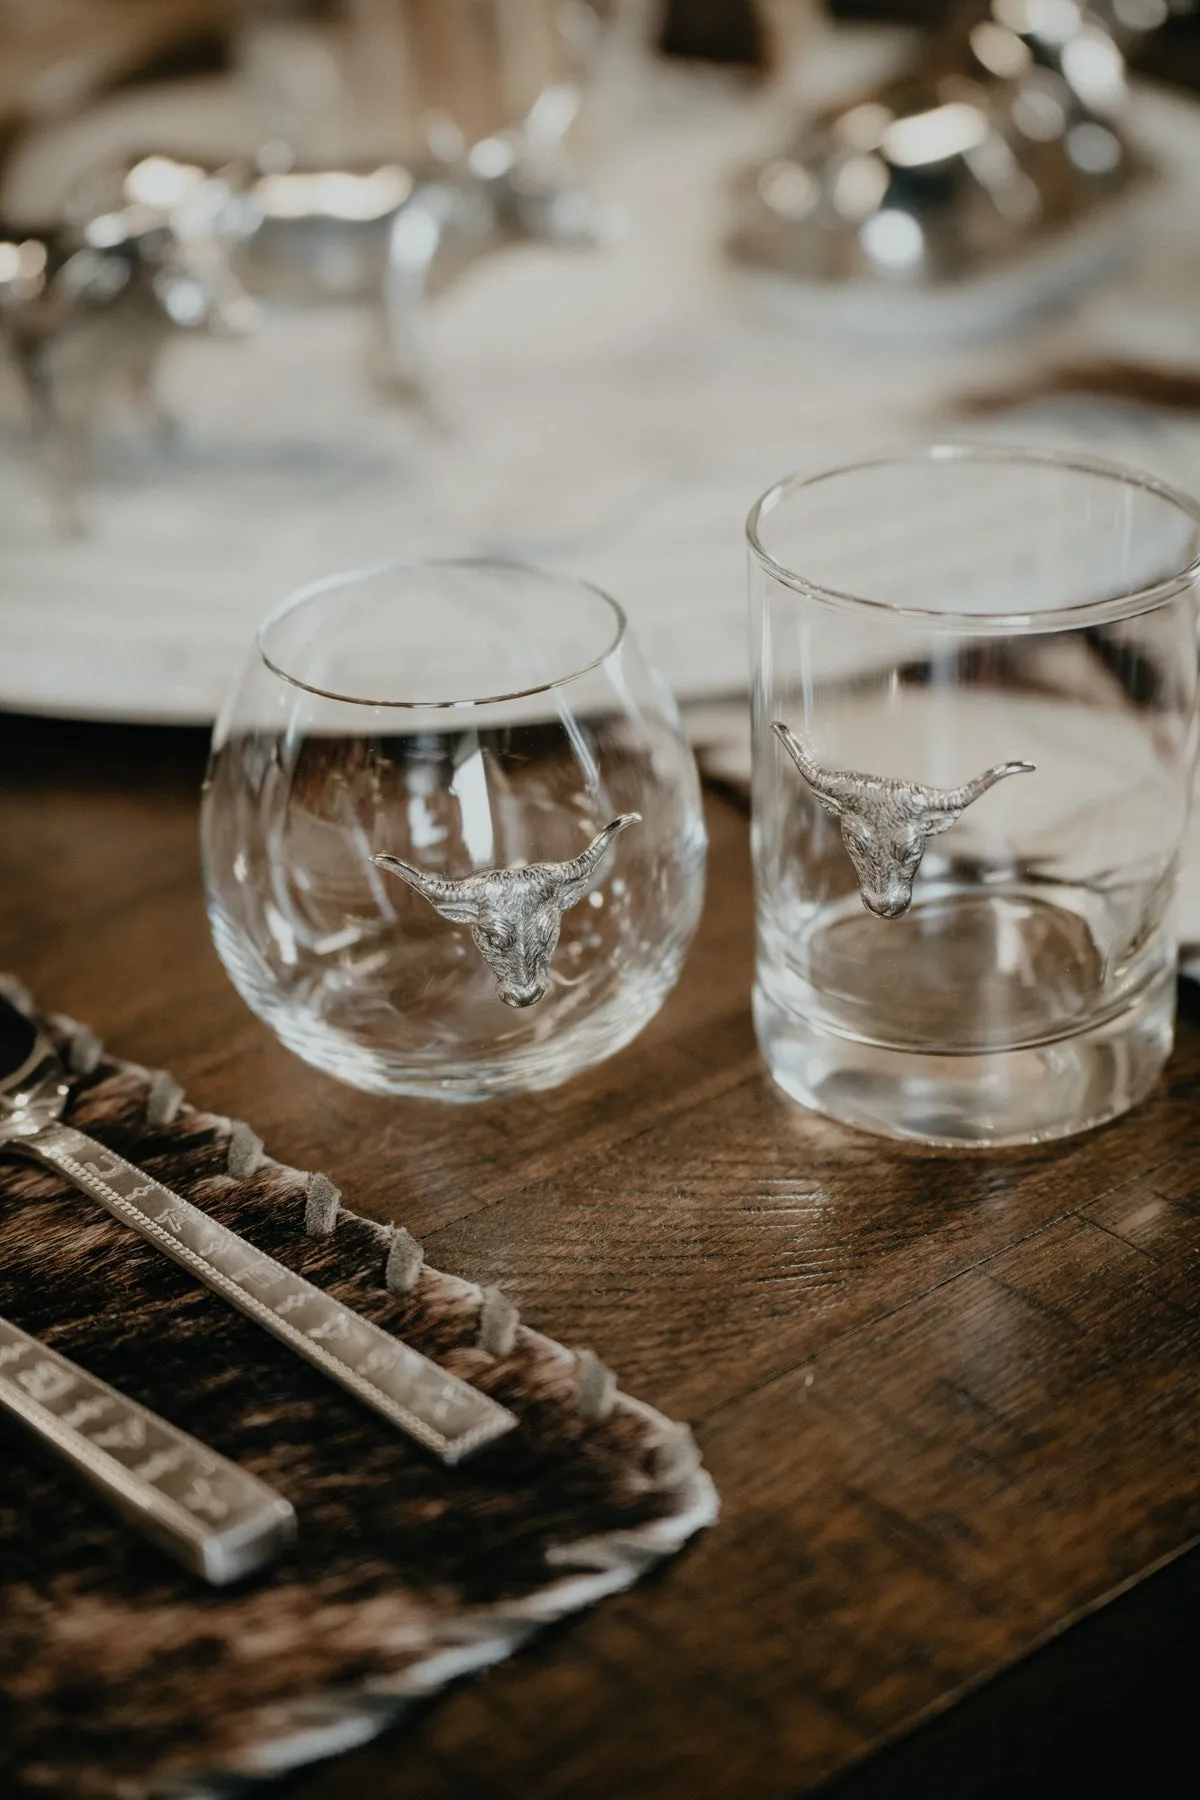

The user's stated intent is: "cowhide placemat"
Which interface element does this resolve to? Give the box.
[0,982,718,1800]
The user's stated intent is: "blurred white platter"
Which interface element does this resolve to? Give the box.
[3,57,1200,724]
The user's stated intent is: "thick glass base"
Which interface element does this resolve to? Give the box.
[754,964,1175,1148]
[210,903,687,1101]
[252,986,675,1101]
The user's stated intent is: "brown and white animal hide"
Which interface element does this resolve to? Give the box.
[0,1005,715,1800]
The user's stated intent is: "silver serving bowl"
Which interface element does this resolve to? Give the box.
[728,0,1160,335]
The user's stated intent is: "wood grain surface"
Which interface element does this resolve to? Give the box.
[1,715,1198,1799]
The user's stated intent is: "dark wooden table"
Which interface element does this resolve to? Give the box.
[2,715,1198,1800]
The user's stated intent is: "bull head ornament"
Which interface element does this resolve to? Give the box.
[771,722,1033,919]
[373,815,640,1007]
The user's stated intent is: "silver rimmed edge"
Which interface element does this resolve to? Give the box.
[256,556,629,710]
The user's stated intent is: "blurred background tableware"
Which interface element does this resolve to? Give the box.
[0,0,653,207]
[202,558,706,1098]
[727,0,1167,343]
[225,102,608,402]
[233,0,658,166]
[0,1,223,163]
[748,444,1200,1146]
[1,152,257,531]
[5,2,1200,715]
[0,0,653,503]
[227,0,652,395]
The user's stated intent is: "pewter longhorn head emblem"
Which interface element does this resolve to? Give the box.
[374,815,640,1007]
[771,722,1033,920]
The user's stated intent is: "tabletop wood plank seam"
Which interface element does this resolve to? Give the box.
[667,1171,1171,1432]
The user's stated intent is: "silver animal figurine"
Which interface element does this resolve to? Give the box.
[374,814,640,1007]
[0,158,255,529]
[232,97,607,396]
[228,0,646,391]
[84,114,605,407]
[772,722,1033,919]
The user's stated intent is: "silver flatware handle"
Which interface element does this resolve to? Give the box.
[22,1122,514,1465]
[0,1312,296,1584]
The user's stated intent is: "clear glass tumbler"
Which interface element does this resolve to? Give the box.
[202,559,706,1099]
[748,446,1200,1147]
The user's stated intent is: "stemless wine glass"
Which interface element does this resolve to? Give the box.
[749,445,1200,1148]
[202,559,706,1099]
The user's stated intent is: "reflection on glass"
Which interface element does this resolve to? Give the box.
[748,446,1200,1147]
[203,559,706,1099]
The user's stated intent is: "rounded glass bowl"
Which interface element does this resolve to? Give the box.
[201,559,706,1099]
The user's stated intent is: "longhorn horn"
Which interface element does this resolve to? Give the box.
[770,722,858,809]
[553,814,641,899]
[371,854,472,906]
[924,761,1035,813]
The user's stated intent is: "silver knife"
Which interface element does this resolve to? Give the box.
[0,1312,296,1583]
[0,996,515,1465]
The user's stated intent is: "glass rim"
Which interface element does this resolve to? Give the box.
[257,556,629,709]
[745,443,1200,632]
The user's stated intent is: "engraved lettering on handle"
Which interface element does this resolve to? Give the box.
[28,1124,515,1465]
[0,1314,295,1584]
